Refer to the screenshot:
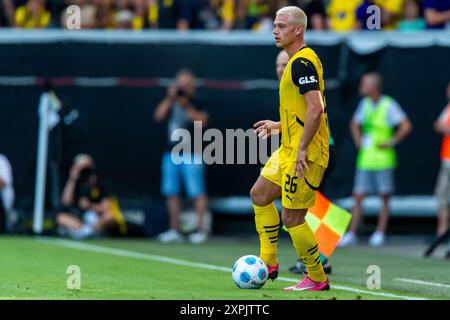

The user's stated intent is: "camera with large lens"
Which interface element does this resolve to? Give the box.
[79,167,96,183]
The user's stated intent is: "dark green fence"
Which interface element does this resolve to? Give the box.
[0,30,449,209]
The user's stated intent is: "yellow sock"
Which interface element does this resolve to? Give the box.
[254,202,280,267]
[287,222,327,283]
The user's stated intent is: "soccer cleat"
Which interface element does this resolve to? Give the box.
[283,276,330,291]
[267,263,279,281]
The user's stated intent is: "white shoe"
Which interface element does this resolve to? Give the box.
[157,229,184,243]
[338,232,358,247]
[188,231,208,244]
[369,231,385,247]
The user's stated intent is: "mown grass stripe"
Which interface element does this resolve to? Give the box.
[37,237,428,300]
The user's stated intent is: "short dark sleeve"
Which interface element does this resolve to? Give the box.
[291,58,320,95]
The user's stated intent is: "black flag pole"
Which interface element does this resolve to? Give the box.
[424,228,450,257]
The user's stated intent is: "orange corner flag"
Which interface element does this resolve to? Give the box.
[305,192,352,257]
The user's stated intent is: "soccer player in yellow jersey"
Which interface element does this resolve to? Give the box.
[251,6,330,291]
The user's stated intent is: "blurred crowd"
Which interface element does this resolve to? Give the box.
[0,0,449,31]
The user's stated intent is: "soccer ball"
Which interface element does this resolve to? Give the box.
[232,255,268,289]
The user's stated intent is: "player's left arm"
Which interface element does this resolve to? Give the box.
[254,120,281,139]
[291,58,325,178]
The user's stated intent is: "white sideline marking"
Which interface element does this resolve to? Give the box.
[37,238,428,300]
[395,278,450,289]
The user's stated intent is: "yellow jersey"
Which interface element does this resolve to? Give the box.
[279,46,329,168]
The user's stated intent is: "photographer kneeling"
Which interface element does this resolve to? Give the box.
[56,154,127,239]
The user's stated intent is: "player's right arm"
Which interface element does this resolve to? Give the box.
[253,120,281,139]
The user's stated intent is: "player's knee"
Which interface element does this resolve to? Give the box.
[281,210,305,229]
[250,185,270,207]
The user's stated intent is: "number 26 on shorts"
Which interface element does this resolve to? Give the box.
[284,174,298,194]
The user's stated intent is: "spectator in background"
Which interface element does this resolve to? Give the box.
[433,81,450,237]
[95,0,115,28]
[56,154,127,239]
[0,153,14,233]
[15,0,51,28]
[176,0,210,30]
[327,0,362,31]
[133,0,147,28]
[115,0,136,29]
[1,0,16,26]
[340,72,412,247]
[356,0,405,30]
[113,0,146,30]
[148,0,180,29]
[377,0,405,30]
[251,2,278,33]
[236,0,270,30]
[61,0,98,29]
[210,0,236,31]
[297,0,327,31]
[153,69,209,244]
[355,0,374,30]
[423,0,450,29]
[398,0,426,30]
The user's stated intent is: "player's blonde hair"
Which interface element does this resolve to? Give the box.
[276,6,308,30]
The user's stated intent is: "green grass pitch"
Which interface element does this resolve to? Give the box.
[0,236,448,300]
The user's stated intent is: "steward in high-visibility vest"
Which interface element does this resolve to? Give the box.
[357,95,397,170]
[342,72,412,249]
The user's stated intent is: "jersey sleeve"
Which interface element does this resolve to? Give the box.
[386,99,406,126]
[291,58,320,95]
[352,100,365,124]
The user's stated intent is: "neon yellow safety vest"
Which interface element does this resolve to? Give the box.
[357,96,397,170]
